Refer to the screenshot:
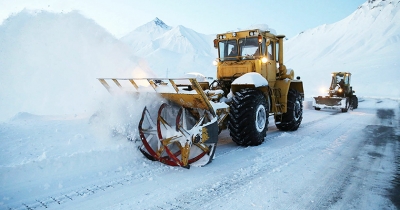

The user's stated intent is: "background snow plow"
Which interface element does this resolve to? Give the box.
[98,28,304,168]
[313,72,358,112]
[314,96,346,107]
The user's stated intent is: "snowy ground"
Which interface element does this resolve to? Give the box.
[1,97,399,210]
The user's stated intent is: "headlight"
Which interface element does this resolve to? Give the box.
[338,88,343,93]
[261,57,268,63]
[212,59,218,66]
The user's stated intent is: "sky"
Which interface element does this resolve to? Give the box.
[0,0,367,39]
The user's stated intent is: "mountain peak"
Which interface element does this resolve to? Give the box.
[359,0,398,9]
[121,17,171,40]
[153,17,169,29]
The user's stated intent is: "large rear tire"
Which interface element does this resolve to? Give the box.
[228,88,269,146]
[275,89,303,131]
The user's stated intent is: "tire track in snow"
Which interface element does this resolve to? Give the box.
[148,139,314,210]
[6,158,173,210]
[303,107,399,209]
[269,113,365,209]
[145,113,359,209]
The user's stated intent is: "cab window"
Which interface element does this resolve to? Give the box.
[219,40,238,61]
[239,37,259,57]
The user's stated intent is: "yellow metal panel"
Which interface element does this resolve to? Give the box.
[217,62,254,79]
[289,81,304,95]
[266,60,277,84]
[190,78,216,116]
[159,93,209,111]
[273,80,291,113]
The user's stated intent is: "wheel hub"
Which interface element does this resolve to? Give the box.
[255,105,266,132]
[293,100,301,121]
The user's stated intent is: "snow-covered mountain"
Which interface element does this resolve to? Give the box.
[121,18,216,78]
[0,10,154,122]
[285,0,400,98]
[120,17,172,55]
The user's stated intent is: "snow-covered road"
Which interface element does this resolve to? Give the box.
[1,98,399,209]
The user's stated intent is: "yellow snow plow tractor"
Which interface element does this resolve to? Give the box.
[98,29,304,168]
[313,72,358,112]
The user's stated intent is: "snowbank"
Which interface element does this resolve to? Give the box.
[0,10,155,122]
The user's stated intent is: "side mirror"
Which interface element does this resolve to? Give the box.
[213,39,218,48]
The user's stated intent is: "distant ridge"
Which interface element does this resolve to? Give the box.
[120,17,215,77]
[285,0,400,98]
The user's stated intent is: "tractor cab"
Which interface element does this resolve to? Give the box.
[213,29,287,96]
[329,72,351,97]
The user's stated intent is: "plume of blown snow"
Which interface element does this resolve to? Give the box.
[0,10,154,121]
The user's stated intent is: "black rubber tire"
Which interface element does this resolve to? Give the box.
[228,88,269,146]
[275,89,303,131]
[352,95,358,109]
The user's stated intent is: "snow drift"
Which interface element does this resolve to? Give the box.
[0,10,155,122]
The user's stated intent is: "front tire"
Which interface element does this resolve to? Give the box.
[275,89,303,131]
[228,88,269,146]
[352,95,358,109]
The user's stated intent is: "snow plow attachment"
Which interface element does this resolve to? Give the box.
[313,96,349,111]
[98,78,225,168]
[314,96,343,107]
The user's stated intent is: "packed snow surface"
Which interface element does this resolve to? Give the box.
[1,97,399,209]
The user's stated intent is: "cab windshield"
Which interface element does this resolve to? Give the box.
[331,73,350,90]
[218,37,260,61]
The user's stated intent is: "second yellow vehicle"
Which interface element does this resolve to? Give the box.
[313,72,358,112]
